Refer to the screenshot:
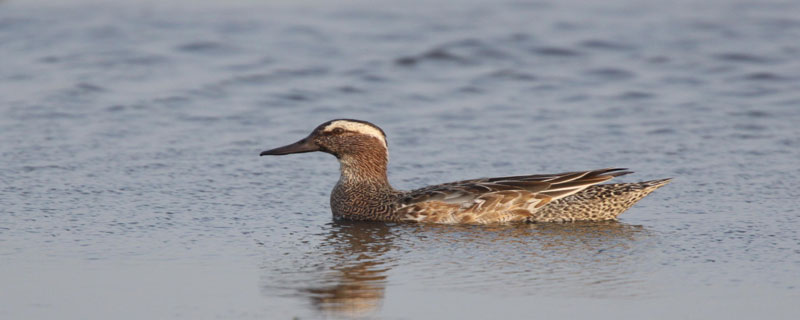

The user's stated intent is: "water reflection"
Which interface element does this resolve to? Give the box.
[261,221,398,317]
[263,221,653,317]
[301,221,397,316]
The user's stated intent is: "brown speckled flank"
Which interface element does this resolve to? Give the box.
[261,119,671,224]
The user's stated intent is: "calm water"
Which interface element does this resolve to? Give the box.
[2,0,800,319]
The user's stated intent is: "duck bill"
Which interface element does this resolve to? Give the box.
[260,137,319,156]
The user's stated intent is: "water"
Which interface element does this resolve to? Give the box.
[2,0,799,318]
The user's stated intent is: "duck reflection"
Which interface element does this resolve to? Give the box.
[265,220,652,317]
[300,221,397,317]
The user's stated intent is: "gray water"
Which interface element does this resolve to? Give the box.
[2,0,800,319]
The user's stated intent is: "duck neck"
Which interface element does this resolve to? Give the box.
[337,151,393,192]
[331,151,399,220]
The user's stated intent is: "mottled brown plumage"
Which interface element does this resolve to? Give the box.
[261,119,671,224]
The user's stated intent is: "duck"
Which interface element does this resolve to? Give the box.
[260,119,671,224]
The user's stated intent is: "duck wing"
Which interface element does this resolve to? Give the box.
[396,168,631,223]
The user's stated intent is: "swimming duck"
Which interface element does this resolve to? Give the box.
[260,119,670,224]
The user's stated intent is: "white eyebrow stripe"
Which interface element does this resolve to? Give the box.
[323,120,388,149]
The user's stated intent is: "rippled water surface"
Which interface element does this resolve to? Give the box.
[2,0,800,319]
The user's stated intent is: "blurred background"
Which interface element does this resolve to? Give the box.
[1,0,799,319]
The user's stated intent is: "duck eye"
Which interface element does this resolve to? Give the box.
[332,128,344,134]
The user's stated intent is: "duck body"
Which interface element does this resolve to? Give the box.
[261,119,670,224]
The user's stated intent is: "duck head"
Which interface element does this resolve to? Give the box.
[260,119,388,160]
